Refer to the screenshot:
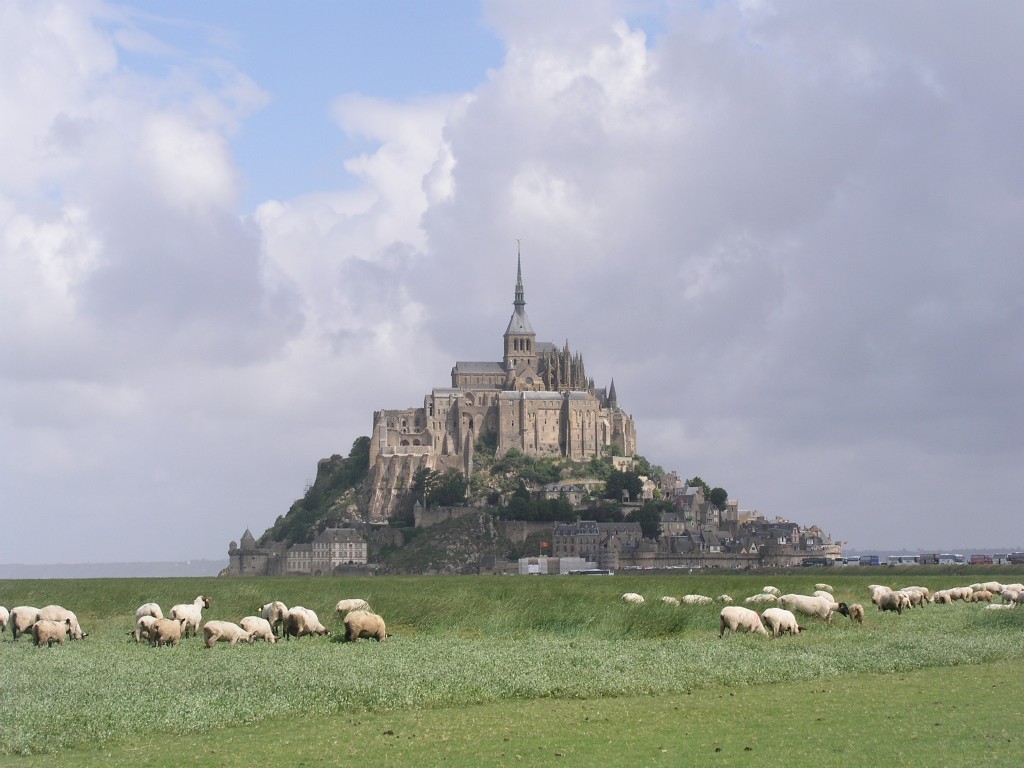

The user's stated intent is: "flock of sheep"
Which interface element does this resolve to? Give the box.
[0,596,388,648]
[623,578,1024,638]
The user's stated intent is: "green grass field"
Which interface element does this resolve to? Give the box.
[2,569,1022,766]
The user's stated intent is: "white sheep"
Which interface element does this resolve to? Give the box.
[335,598,370,616]
[621,593,645,605]
[780,594,846,622]
[343,610,387,642]
[814,583,834,592]
[259,601,289,637]
[10,606,40,641]
[38,605,86,639]
[150,617,187,647]
[762,586,781,596]
[31,619,71,647]
[682,594,713,605]
[284,606,330,639]
[0,606,9,634]
[717,594,734,604]
[240,616,277,643]
[848,603,865,623]
[999,589,1021,604]
[719,606,769,637]
[202,620,255,648]
[170,595,211,638]
[659,596,680,607]
[761,607,803,637]
[134,615,160,644]
[812,590,834,601]
[744,593,778,604]
[985,603,1016,611]
[135,603,163,621]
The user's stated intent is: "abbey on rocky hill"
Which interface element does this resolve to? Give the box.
[366,254,637,522]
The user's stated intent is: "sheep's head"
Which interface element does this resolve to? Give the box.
[201,596,212,609]
[835,602,850,617]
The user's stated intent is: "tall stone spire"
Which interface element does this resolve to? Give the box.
[503,244,536,372]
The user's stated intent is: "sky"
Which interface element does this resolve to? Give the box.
[2,0,1023,565]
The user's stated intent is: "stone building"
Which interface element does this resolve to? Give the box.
[366,255,637,522]
[227,527,366,576]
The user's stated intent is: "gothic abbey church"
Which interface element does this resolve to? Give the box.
[366,257,637,522]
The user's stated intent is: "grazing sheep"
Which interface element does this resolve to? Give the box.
[761,607,803,637]
[978,581,1003,594]
[31,619,71,647]
[660,596,680,607]
[682,594,713,605]
[1000,589,1021,604]
[848,603,865,623]
[150,617,187,647]
[621,593,645,605]
[812,590,834,601]
[202,620,255,648]
[259,601,289,637]
[0,606,8,634]
[932,590,953,605]
[780,594,847,622]
[170,595,211,638]
[814,583,834,592]
[1003,583,1024,593]
[897,589,925,609]
[744,593,778,605]
[985,603,1016,611]
[878,592,903,614]
[762,586,781,596]
[343,610,387,642]
[10,606,40,641]
[284,606,330,639]
[969,590,994,603]
[135,603,163,621]
[719,606,769,638]
[134,615,160,643]
[38,605,86,639]
[240,616,277,643]
[335,598,370,616]
[717,594,734,603]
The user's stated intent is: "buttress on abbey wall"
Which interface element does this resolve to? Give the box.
[366,257,637,522]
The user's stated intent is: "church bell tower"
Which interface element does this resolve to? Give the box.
[503,251,537,371]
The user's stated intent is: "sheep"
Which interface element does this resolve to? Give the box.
[779,594,847,622]
[812,590,834,601]
[761,607,803,637]
[150,617,187,647]
[932,590,953,605]
[871,586,895,609]
[897,589,925,609]
[135,603,163,621]
[901,586,931,601]
[659,596,680,607]
[1003,582,1024,593]
[335,598,370,616]
[985,603,1016,611]
[343,610,387,642]
[38,605,86,639]
[719,606,769,638]
[814,583,834,592]
[259,601,289,637]
[621,593,645,605]
[10,606,40,641]
[682,594,713,605]
[202,620,255,648]
[0,606,8,634]
[762,586,781,596]
[31,619,71,647]
[134,615,160,643]
[284,606,330,639]
[744,593,778,605]
[978,581,1003,594]
[169,595,211,638]
[878,592,903,614]
[240,616,277,643]
[969,590,994,603]
[848,603,865,623]
[1000,589,1021,604]
[717,594,734,604]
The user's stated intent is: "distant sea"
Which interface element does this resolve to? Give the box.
[0,559,228,579]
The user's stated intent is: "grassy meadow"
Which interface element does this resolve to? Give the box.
[2,568,1023,765]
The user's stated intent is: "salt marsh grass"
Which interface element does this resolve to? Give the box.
[2,571,1022,757]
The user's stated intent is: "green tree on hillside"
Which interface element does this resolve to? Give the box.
[708,487,729,510]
